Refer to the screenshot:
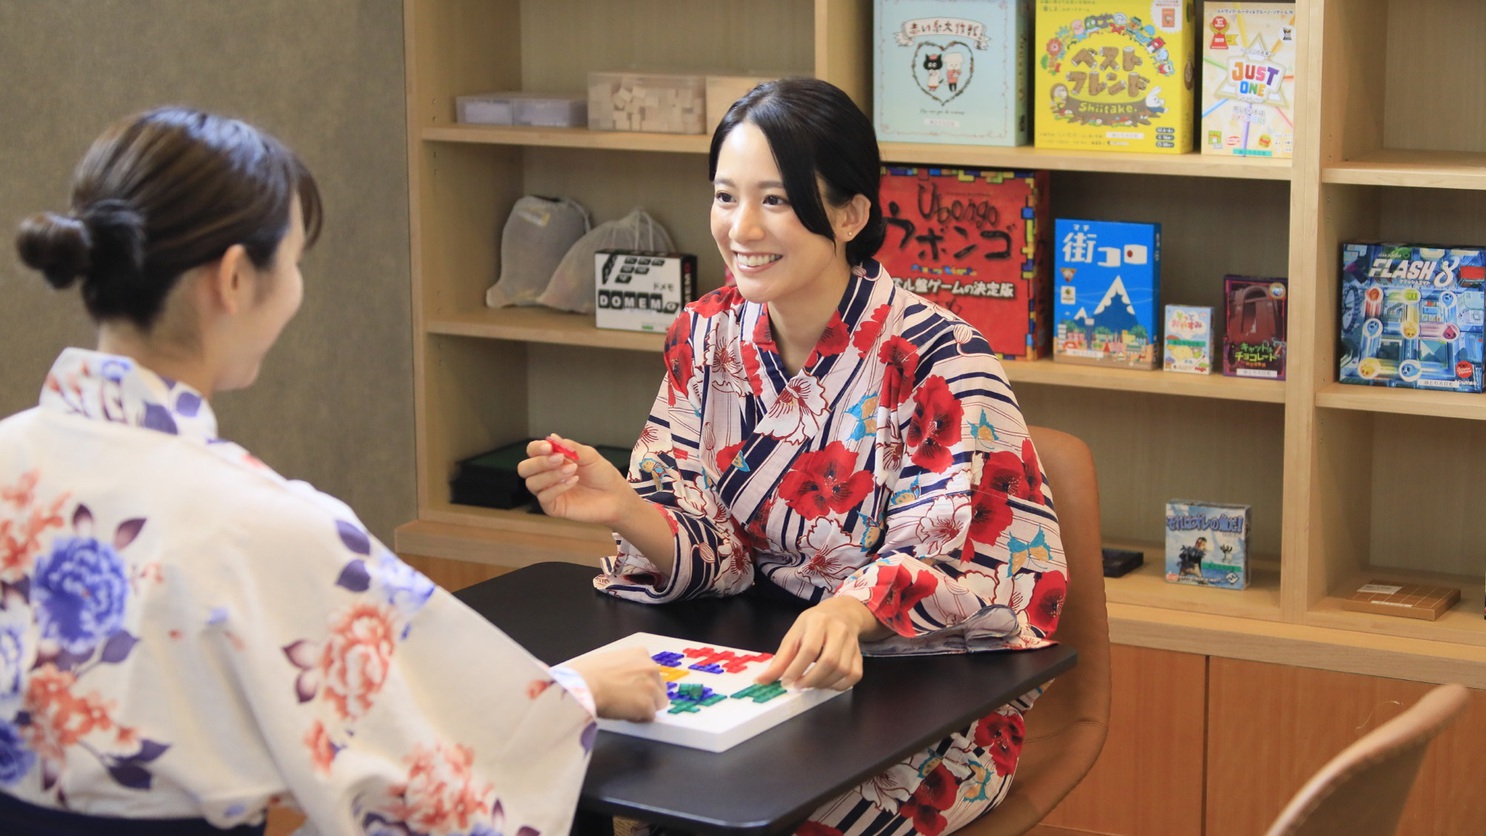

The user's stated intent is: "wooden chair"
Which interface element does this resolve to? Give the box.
[960,426,1112,836]
[1263,682,1469,836]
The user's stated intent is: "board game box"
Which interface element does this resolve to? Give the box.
[1053,218,1161,368]
[878,166,1051,359]
[1201,3,1299,158]
[563,632,850,753]
[1164,304,1213,374]
[1222,275,1287,379]
[1165,500,1250,590]
[1034,0,1197,153]
[1338,243,1486,392]
[594,250,697,334]
[1341,580,1460,622]
[874,0,1032,146]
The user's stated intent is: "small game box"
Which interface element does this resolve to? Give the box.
[1338,243,1486,392]
[1034,0,1197,153]
[1222,275,1287,379]
[1164,304,1213,374]
[1340,580,1460,622]
[878,166,1051,358]
[874,0,1032,146]
[588,72,707,134]
[1101,547,1144,578]
[1053,218,1161,368]
[594,250,697,333]
[1164,500,1250,590]
[1201,3,1299,158]
[563,632,850,753]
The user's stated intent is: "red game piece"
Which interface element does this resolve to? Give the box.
[548,437,579,463]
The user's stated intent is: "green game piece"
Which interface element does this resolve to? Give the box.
[731,682,787,703]
[667,701,702,714]
[699,694,725,706]
[679,683,705,699]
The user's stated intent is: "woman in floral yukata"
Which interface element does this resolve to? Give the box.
[1,107,667,836]
[519,79,1069,836]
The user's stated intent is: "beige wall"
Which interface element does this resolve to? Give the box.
[0,1,413,543]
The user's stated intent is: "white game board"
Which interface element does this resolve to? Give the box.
[563,632,851,752]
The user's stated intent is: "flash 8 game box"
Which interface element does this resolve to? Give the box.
[878,165,1051,359]
[1338,243,1486,392]
[874,0,1032,146]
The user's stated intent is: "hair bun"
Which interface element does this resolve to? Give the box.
[79,199,148,288]
[15,211,93,290]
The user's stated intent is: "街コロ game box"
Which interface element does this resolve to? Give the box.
[878,166,1051,359]
[1338,243,1486,392]
[1034,0,1196,153]
[1053,218,1161,368]
[1163,304,1213,374]
[874,0,1031,146]
[1165,500,1250,590]
[1222,275,1287,380]
[1201,3,1299,158]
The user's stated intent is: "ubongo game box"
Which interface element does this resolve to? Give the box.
[874,0,1032,146]
[1034,0,1197,152]
[1338,243,1486,392]
[878,165,1051,359]
[1201,3,1300,158]
[1053,218,1161,368]
[1165,500,1250,591]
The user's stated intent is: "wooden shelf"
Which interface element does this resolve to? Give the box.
[1323,149,1486,191]
[1005,362,1287,403]
[1316,381,1486,420]
[422,124,709,154]
[1101,540,1283,622]
[880,142,1292,180]
[426,307,665,351]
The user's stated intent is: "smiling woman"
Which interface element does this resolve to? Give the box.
[520,78,1070,836]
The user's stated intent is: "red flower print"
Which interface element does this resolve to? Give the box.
[878,336,919,409]
[664,316,694,406]
[319,602,397,721]
[896,764,959,836]
[752,308,777,353]
[853,304,891,355]
[975,712,1027,777]
[1028,570,1067,636]
[905,376,963,473]
[864,564,938,635]
[968,480,1014,549]
[304,720,338,776]
[1021,439,1045,504]
[389,742,492,835]
[716,441,745,473]
[807,311,850,367]
[982,451,1026,499]
[690,286,742,317]
[778,442,874,520]
[23,664,116,764]
[797,822,844,836]
[740,341,764,397]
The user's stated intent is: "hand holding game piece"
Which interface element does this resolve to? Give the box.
[547,435,580,463]
[565,646,669,723]
[756,596,884,691]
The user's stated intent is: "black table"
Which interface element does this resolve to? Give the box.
[456,562,1076,835]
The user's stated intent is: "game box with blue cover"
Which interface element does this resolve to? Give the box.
[1053,218,1161,368]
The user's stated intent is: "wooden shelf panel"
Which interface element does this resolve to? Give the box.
[423,124,709,154]
[1006,362,1287,403]
[427,307,665,351]
[1306,567,1486,650]
[880,143,1292,180]
[1316,382,1486,420]
[1101,540,1283,622]
[1323,150,1486,191]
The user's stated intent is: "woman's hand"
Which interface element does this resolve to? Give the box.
[517,435,634,526]
[565,647,669,723]
[754,596,888,691]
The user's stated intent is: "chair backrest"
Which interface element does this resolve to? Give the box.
[1263,682,1469,836]
[961,426,1111,836]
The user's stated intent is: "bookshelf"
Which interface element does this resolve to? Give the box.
[396,0,1486,689]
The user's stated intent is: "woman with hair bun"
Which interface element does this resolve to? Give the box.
[2,107,665,836]
[520,78,1068,835]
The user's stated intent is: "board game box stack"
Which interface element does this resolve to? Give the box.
[878,165,1052,359]
[1338,243,1486,392]
[874,0,1032,146]
[1053,218,1161,368]
[1164,500,1250,590]
[1200,2,1299,158]
[1034,0,1197,153]
[1222,275,1287,379]
[1164,304,1213,374]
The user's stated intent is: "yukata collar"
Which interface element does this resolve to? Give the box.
[39,347,219,441]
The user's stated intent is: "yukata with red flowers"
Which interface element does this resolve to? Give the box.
[597,261,1068,835]
[0,349,598,835]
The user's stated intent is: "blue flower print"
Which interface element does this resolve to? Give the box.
[0,719,35,785]
[372,551,435,622]
[34,535,129,657]
[0,621,23,701]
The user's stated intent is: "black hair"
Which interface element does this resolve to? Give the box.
[15,106,323,329]
[708,77,885,266]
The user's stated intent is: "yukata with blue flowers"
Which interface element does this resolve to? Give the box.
[598,262,1069,836]
[0,349,598,836]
